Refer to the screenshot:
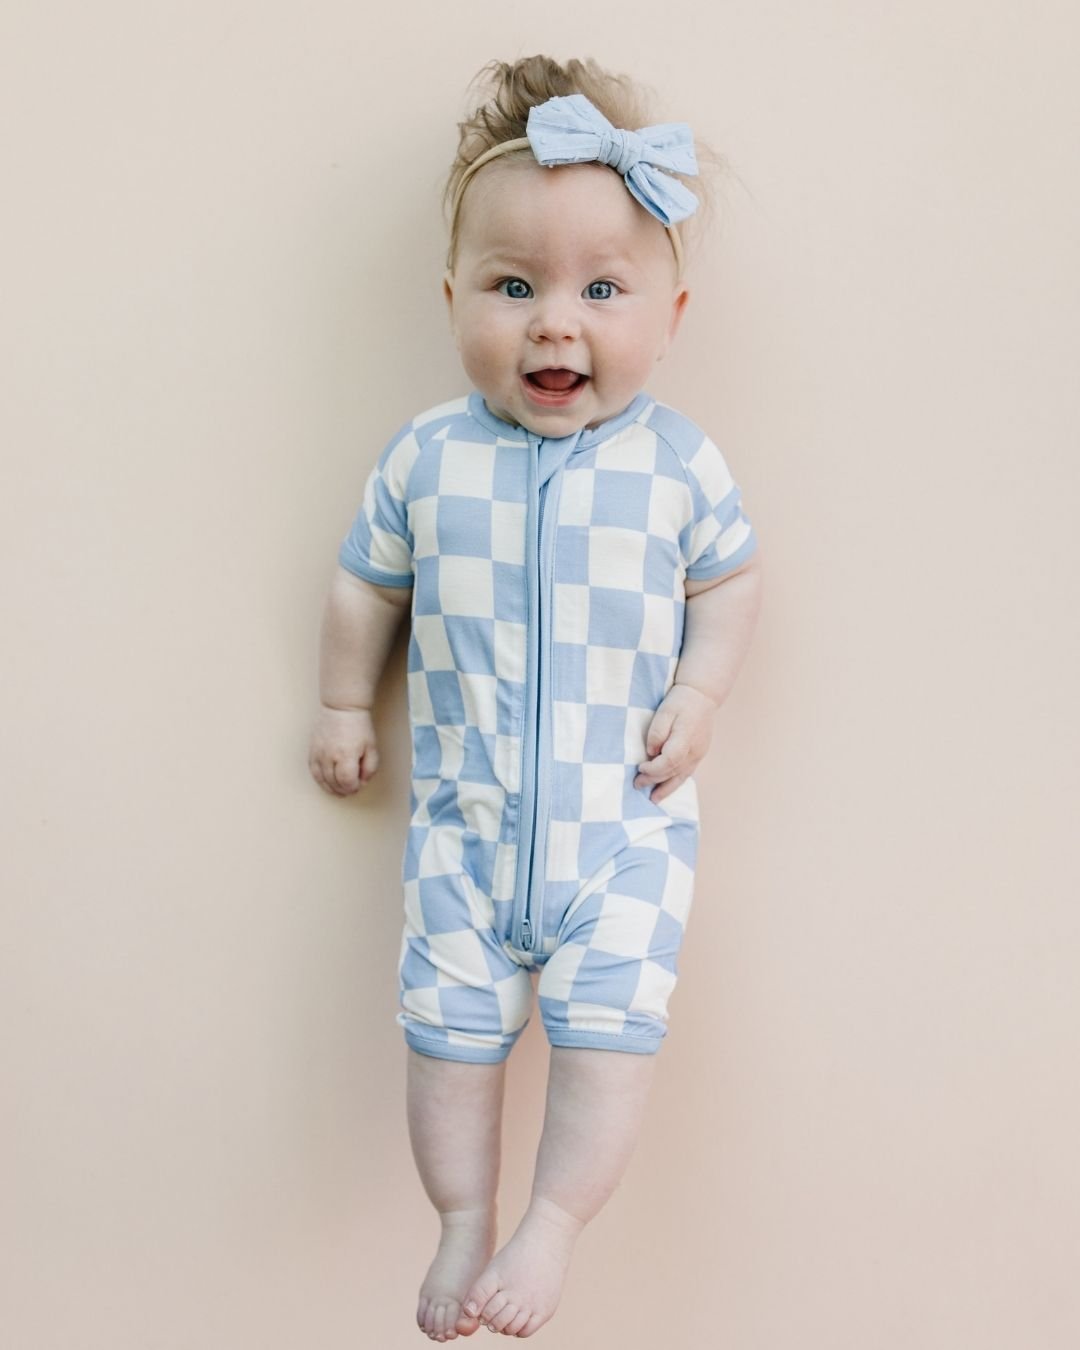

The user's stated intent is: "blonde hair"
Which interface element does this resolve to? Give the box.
[441,55,722,274]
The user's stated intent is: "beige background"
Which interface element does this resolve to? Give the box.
[3,1,1078,1346]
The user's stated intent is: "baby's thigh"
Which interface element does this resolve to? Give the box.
[536,831,698,1055]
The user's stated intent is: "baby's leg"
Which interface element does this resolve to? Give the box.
[408,1048,507,1342]
[460,1046,657,1337]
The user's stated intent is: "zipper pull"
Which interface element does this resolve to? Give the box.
[521,918,533,950]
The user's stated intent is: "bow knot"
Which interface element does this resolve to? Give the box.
[525,93,699,228]
[597,126,642,178]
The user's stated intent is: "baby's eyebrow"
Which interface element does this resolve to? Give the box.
[477,251,640,274]
[478,253,533,269]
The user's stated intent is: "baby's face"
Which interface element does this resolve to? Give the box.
[443,159,690,438]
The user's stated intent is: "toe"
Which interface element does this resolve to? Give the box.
[504,1308,530,1336]
[489,1301,521,1333]
[455,1307,482,1336]
[462,1267,501,1321]
[477,1291,510,1329]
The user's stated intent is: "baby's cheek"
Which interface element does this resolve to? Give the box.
[597,352,648,406]
[460,331,508,385]
[458,346,494,389]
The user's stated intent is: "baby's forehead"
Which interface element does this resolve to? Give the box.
[458,158,669,260]
[467,155,618,209]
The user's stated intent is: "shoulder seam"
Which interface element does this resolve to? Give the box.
[394,400,474,501]
[645,405,705,534]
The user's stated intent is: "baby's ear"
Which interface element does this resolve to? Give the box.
[659,285,691,360]
[672,284,690,329]
[442,271,460,346]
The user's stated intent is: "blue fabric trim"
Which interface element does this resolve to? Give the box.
[403,1030,511,1064]
[684,529,759,581]
[546,1029,663,1054]
[336,547,414,587]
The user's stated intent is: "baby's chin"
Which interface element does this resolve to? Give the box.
[479,399,581,437]
[479,384,640,438]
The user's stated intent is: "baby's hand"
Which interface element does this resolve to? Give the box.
[308,705,380,797]
[634,683,718,803]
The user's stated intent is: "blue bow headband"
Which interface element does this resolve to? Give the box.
[526,94,699,227]
[448,93,699,274]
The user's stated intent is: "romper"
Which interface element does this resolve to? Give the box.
[338,389,757,1063]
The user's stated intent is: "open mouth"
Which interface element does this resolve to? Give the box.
[522,368,589,403]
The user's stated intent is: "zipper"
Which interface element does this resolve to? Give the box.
[514,429,572,955]
[515,432,558,955]
[513,433,541,953]
[518,459,544,952]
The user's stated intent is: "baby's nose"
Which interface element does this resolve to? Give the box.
[527,298,581,343]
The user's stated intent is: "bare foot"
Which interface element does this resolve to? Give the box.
[460,1197,584,1337]
[417,1208,498,1341]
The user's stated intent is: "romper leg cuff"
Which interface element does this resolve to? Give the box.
[404,1027,512,1064]
[546,1028,663,1055]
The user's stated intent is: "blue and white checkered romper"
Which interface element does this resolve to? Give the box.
[338,390,757,1063]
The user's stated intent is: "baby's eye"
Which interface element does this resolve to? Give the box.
[496,277,532,299]
[585,280,618,300]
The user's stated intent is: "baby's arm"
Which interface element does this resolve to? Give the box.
[308,565,412,796]
[634,556,764,803]
[672,555,764,707]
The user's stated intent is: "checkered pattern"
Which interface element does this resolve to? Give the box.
[338,390,757,1062]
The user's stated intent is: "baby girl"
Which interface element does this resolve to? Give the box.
[309,54,763,1341]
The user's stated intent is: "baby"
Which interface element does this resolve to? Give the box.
[309,55,763,1341]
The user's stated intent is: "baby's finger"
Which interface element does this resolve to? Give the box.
[310,750,345,796]
[644,708,676,759]
[650,772,686,803]
[332,754,364,793]
[635,760,683,790]
[637,734,686,780]
[635,758,669,785]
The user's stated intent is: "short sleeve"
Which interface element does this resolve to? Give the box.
[337,421,417,588]
[681,433,758,581]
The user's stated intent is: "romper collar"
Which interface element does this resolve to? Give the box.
[466,389,654,448]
